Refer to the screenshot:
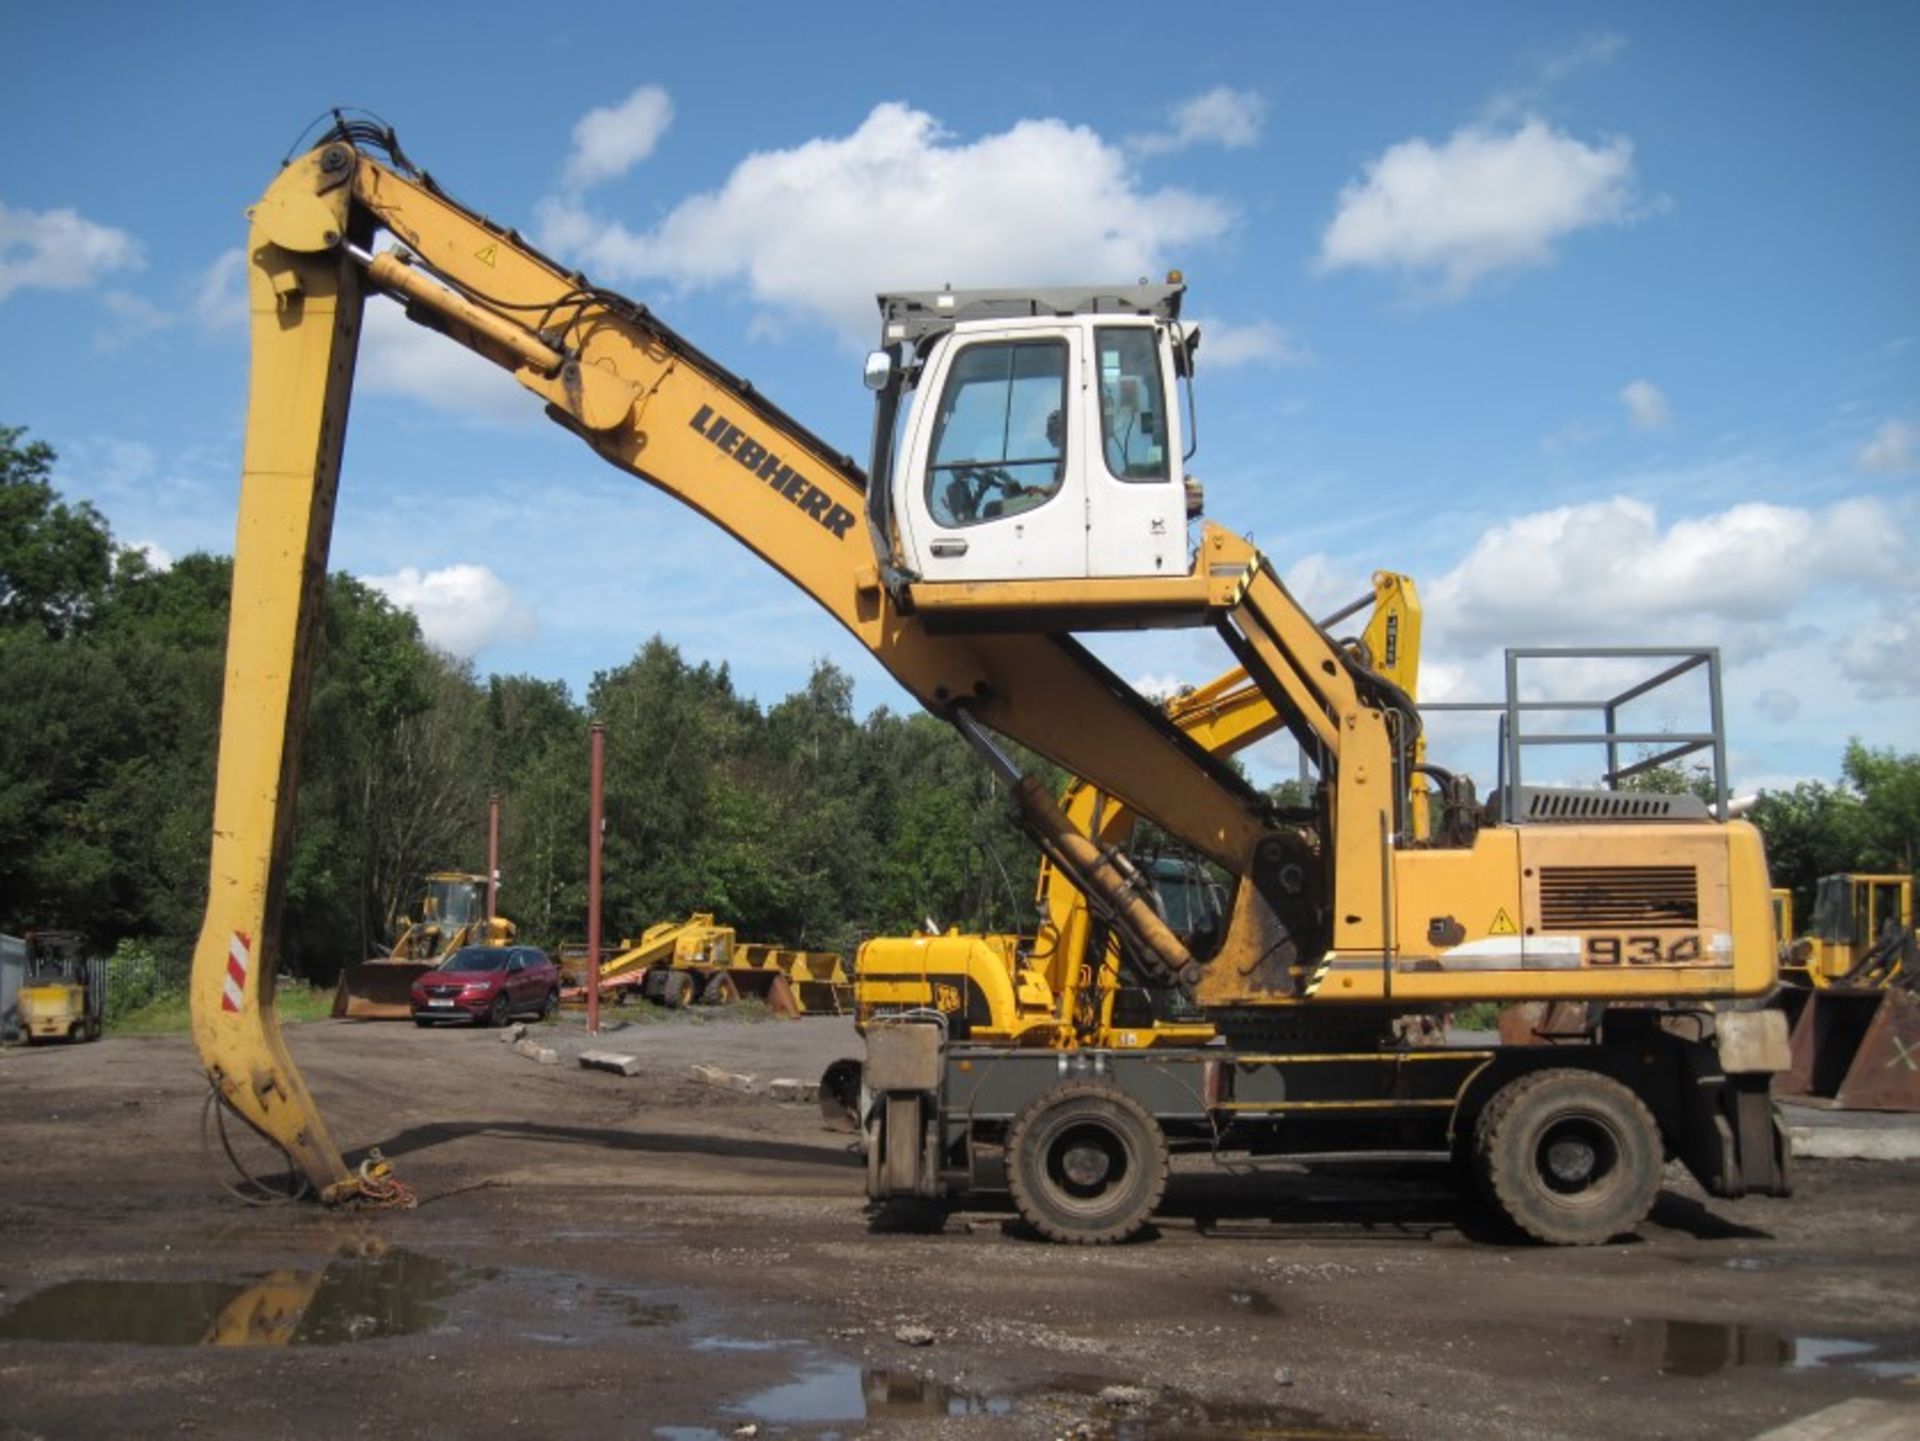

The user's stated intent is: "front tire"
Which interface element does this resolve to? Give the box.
[1474,1068,1663,1245]
[539,989,558,1021]
[489,994,511,1028]
[1006,1080,1168,1245]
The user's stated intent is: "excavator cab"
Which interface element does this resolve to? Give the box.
[865,285,1194,584]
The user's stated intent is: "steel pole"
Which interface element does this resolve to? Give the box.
[486,793,501,921]
[587,722,604,1036]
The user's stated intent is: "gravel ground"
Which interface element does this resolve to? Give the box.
[2,1012,1918,1440]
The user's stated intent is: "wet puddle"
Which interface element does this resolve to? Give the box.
[1227,1286,1281,1316]
[0,1247,484,1347]
[740,1363,1014,1423]
[1619,1319,1920,1379]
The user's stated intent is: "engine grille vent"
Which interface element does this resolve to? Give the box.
[1539,866,1699,930]
[1513,786,1711,823]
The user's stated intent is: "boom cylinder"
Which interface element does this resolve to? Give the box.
[951,710,1198,991]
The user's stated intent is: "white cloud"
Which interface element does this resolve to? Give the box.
[1855,418,1918,476]
[1317,117,1640,298]
[1837,609,1920,700]
[1427,494,1908,657]
[356,295,536,424]
[1132,87,1267,156]
[562,85,674,191]
[126,539,174,572]
[0,200,143,301]
[1484,33,1627,122]
[194,247,247,332]
[366,563,535,658]
[95,289,173,350]
[1620,378,1671,432]
[1130,672,1191,700]
[537,101,1237,343]
[1190,316,1309,369]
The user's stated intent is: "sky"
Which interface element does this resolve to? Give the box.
[2,3,1915,796]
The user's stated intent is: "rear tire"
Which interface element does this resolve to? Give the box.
[1474,1068,1662,1245]
[699,972,739,1006]
[1006,1080,1168,1245]
[660,972,695,1010]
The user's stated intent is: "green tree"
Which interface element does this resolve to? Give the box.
[0,426,114,637]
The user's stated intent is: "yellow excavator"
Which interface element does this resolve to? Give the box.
[332,871,514,1019]
[191,119,1787,1245]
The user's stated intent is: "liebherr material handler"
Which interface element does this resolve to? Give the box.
[192,119,1789,1244]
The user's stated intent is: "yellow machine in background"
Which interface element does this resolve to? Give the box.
[855,572,1424,1052]
[565,913,852,1014]
[333,872,514,1020]
[17,931,105,1043]
[1777,873,1919,1111]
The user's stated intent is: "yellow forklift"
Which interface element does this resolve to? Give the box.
[18,931,106,1044]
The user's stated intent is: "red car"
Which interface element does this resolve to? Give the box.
[410,945,559,1027]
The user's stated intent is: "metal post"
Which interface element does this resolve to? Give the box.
[588,722,604,1036]
[486,794,501,921]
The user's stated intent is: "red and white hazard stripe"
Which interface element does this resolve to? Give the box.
[222,931,251,1013]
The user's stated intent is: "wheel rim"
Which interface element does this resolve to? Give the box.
[1534,1114,1622,1200]
[1043,1122,1133,1215]
[491,996,509,1025]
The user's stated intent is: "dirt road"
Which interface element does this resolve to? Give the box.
[2,1015,1917,1440]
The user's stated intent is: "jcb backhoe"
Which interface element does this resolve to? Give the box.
[192,118,1788,1243]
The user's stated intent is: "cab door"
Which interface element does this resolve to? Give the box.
[897,326,1087,582]
[1083,324,1186,577]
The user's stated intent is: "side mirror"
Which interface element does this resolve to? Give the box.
[862,349,894,391]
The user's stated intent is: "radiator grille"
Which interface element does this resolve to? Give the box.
[1538,865,1699,930]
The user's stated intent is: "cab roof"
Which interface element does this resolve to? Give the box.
[875,283,1185,347]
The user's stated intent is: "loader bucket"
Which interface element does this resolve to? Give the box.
[1777,986,1920,1112]
[331,961,432,1020]
[719,969,803,1016]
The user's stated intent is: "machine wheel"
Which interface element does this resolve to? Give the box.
[659,972,695,1010]
[1005,1080,1168,1245]
[539,989,558,1021]
[489,994,511,1028]
[699,972,739,1006]
[1474,1068,1663,1245]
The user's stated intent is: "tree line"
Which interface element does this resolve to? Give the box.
[0,426,1039,987]
[1,425,1914,989]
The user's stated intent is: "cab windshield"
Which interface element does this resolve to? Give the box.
[424,879,484,927]
[437,947,510,973]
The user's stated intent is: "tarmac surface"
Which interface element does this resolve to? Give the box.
[3,1009,1919,1440]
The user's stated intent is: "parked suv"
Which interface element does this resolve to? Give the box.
[410,945,559,1027]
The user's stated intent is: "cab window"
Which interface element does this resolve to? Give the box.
[1095,327,1169,482]
[926,340,1067,528]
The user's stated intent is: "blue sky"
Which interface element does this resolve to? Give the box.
[2,3,1915,794]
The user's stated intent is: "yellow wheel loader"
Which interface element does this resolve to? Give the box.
[332,872,514,1019]
[190,119,1789,1242]
[1775,873,1919,1110]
